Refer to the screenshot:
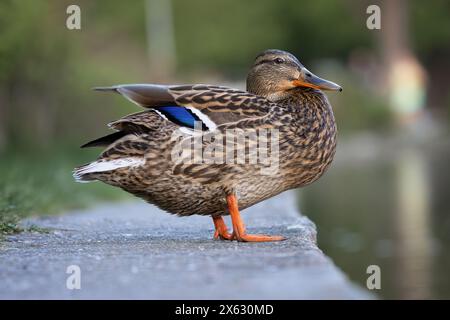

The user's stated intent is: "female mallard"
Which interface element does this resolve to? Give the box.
[74,49,341,242]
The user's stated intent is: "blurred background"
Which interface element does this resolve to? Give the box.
[0,0,449,299]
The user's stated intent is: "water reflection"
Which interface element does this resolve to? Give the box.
[299,136,450,299]
[393,148,432,299]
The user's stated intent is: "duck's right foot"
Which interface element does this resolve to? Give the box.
[226,194,287,243]
[232,232,286,242]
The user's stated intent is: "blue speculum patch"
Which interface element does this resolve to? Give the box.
[157,106,207,130]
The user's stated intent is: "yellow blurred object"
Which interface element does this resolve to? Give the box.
[388,53,427,121]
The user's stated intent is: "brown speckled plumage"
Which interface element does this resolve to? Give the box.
[74,49,341,241]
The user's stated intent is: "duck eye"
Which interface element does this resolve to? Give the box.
[274,58,284,64]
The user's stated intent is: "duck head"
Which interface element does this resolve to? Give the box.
[246,49,342,100]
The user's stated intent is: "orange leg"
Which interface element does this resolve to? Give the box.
[226,194,286,242]
[212,216,233,240]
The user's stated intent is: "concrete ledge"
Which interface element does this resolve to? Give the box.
[0,191,372,299]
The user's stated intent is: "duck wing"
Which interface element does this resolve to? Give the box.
[94,84,277,131]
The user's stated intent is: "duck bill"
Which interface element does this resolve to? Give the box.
[292,69,342,91]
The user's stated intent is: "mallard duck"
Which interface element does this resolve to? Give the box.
[74,49,341,242]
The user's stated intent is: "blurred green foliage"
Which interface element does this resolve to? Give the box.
[173,0,372,75]
[410,0,450,60]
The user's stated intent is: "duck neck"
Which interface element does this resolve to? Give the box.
[291,88,336,137]
[282,88,338,184]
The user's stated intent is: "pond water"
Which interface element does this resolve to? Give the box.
[298,135,450,299]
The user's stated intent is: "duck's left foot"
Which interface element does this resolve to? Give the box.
[212,216,233,241]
